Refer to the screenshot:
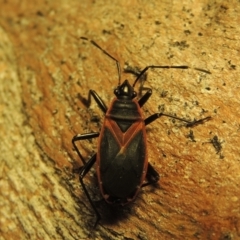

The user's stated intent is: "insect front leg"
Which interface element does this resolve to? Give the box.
[78,89,108,114]
[138,87,152,108]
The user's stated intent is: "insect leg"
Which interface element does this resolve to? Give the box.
[72,132,99,164]
[142,163,160,187]
[144,113,211,127]
[138,87,152,107]
[79,153,101,227]
[78,90,108,114]
[72,133,101,227]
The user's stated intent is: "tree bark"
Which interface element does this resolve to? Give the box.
[0,0,239,239]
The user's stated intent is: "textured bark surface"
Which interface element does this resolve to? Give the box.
[0,0,239,239]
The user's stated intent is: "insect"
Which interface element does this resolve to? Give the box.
[72,37,211,227]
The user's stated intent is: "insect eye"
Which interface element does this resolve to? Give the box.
[114,88,120,97]
[132,91,137,99]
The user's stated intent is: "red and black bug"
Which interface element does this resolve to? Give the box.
[72,37,211,227]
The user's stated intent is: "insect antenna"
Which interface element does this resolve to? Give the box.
[132,65,211,87]
[80,37,121,86]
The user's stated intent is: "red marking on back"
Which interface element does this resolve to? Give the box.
[104,118,144,149]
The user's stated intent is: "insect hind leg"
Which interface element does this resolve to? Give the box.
[142,163,160,187]
[79,153,101,227]
[72,132,101,227]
